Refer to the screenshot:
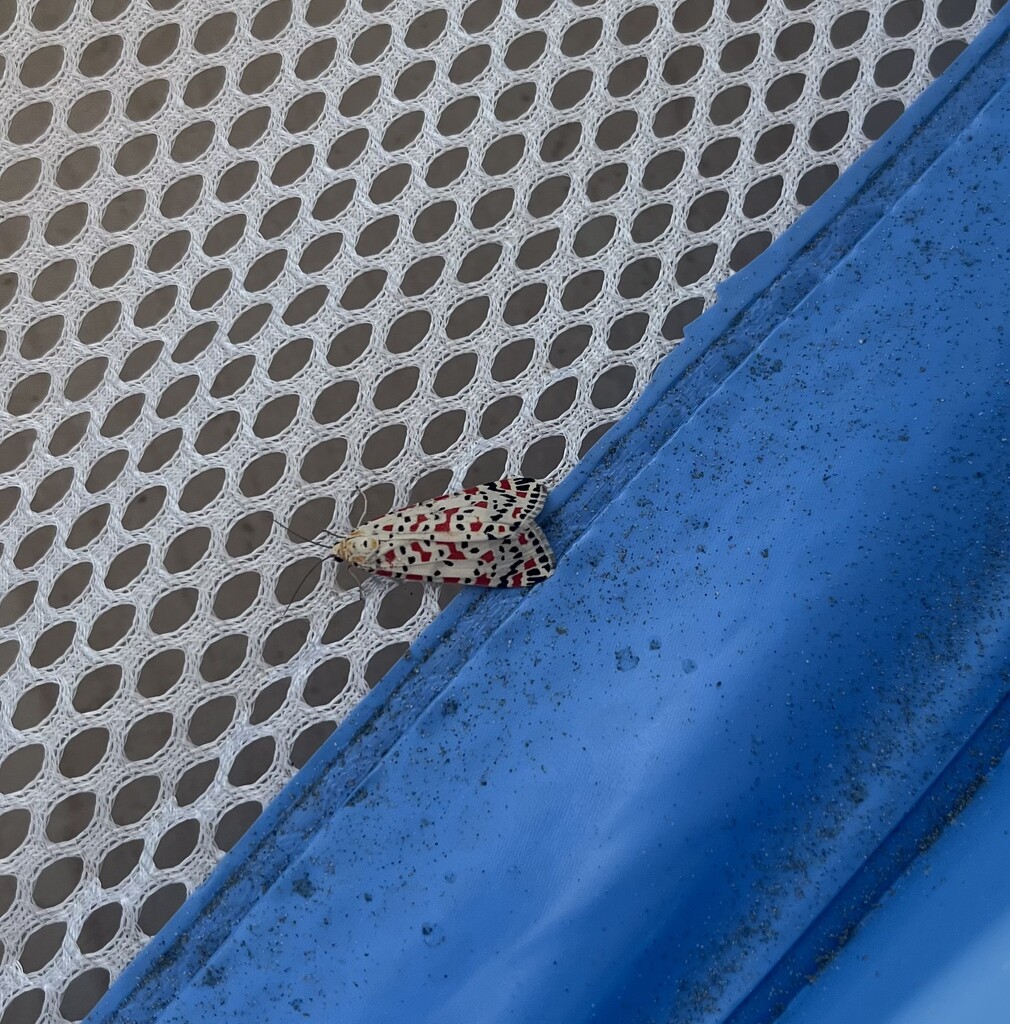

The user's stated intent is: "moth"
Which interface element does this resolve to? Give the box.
[332,477,555,587]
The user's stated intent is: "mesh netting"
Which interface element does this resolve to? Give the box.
[0,0,999,1019]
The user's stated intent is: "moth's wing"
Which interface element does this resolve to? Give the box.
[364,477,547,541]
[370,522,555,587]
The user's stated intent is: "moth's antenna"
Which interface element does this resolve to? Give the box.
[267,512,339,551]
[282,555,336,614]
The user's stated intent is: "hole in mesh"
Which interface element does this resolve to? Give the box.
[300,231,343,273]
[99,838,144,888]
[573,215,616,257]
[591,365,636,409]
[458,236,501,280]
[515,230,557,271]
[414,200,458,244]
[215,801,262,852]
[113,133,157,177]
[30,621,76,668]
[875,48,915,87]
[214,572,262,620]
[139,882,188,937]
[33,0,73,30]
[743,175,784,218]
[374,583,427,632]
[356,214,400,256]
[299,438,348,485]
[139,428,184,473]
[149,230,192,272]
[153,821,202,872]
[535,378,578,421]
[189,697,237,747]
[0,990,44,1024]
[50,564,93,613]
[401,255,446,296]
[885,0,924,35]
[190,268,233,309]
[820,58,860,99]
[0,158,42,201]
[239,53,283,96]
[134,284,179,327]
[505,30,547,71]
[251,679,291,725]
[549,325,591,368]
[830,9,869,47]
[196,411,240,455]
[200,635,249,682]
[374,367,421,410]
[774,20,814,61]
[21,314,64,359]
[73,664,122,713]
[87,603,135,650]
[277,558,327,605]
[150,589,199,634]
[21,43,65,87]
[438,95,481,137]
[313,380,359,425]
[15,683,58,734]
[0,215,29,258]
[810,111,849,152]
[619,257,661,299]
[561,270,604,311]
[251,0,292,38]
[60,968,110,1020]
[126,78,170,122]
[10,101,54,144]
[155,375,198,419]
[161,175,203,219]
[264,619,311,666]
[229,107,272,149]
[239,452,285,498]
[796,163,840,205]
[362,424,408,469]
[522,435,566,478]
[492,338,535,382]
[8,371,51,417]
[676,243,718,286]
[0,743,44,794]
[34,257,78,300]
[720,32,759,71]
[940,0,977,25]
[0,808,30,857]
[136,649,184,700]
[226,512,272,558]
[351,23,391,64]
[766,72,806,113]
[528,176,570,218]
[19,921,67,973]
[228,737,277,787]
[607,313,649,353]
[46,792,97,843]
[111,775,162,822]
[24,476,68,520]
[340,270,387,311]
[77,902,124,954]
[662,296,705,341]
[104,544,150,591]
[596,111,638,151]
[755,124,795,164]
[0,580,38,628]
[32,856,84,908]
[122,485,167,531]
[100,394,145,438]
[217,160,258,204]
[321,598,364,644]
[366,642,409,687]
[426,147,469,188]
[254,395,300,439]
[272,143,315,187]
[929,40,967,76]
[174,757,217,802]
[290,721,337,769]
[14,525,56,569]
[433,353,478,398]
[180,468,226,513]
[421,410,466,454]
[608,57,648,99]
[203,214,246,258]
[478,396,522,438]
[339,75,381,117]
[501,280,544,323]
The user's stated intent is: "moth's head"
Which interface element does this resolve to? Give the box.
[333,530,382,569]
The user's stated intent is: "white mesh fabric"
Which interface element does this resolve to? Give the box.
[0,0,999,1020]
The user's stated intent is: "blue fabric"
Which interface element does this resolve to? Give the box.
[90,10,1010,1024]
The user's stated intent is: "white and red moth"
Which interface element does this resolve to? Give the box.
[332,477,555,587]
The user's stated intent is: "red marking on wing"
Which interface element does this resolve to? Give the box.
[517,532,528,545]
[409,514,428,532]
[410,541,433,563]
[434,507,460,533]
[480,550,495,564]
[384,549,397,563]
[382,523,394,532]
[443,542,468,561]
